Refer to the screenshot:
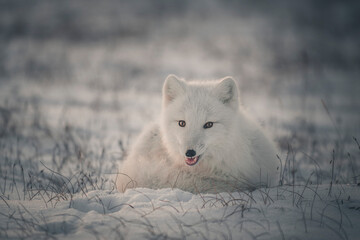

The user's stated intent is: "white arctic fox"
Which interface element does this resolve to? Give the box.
[117,75,279,193]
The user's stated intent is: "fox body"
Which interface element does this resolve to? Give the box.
[117,75,279,193]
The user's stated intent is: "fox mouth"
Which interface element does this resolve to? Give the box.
[185,155,200,166]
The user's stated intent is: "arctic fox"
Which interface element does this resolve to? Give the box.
[117,75,279,193]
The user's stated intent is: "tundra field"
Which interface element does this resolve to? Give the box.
[0,0,360,239]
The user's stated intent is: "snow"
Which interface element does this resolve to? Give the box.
[1,0,360,239]
[2,185,360,239]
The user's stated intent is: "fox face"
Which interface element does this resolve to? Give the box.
[161,75,240,167]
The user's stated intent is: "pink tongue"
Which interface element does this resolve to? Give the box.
[185,157,198,165]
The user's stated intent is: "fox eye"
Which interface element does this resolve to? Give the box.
[203,122,213,129]
[178,120,186,127]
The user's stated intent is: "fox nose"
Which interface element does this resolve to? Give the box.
[185,149,196,157]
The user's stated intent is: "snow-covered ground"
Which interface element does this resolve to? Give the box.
[1,0,360,239]
[2,185,360,239]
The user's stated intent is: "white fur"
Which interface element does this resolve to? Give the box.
[117,75,279,193]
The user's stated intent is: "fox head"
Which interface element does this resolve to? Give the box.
[161,75,240,167]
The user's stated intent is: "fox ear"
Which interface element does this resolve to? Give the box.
[213,76,239,109]
[163,74,186,106]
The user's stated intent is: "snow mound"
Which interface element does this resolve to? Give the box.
[1,185,360,239]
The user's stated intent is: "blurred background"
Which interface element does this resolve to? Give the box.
[0,0,359,184]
